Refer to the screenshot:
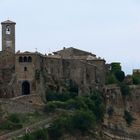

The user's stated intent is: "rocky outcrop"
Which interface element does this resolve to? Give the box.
[103,84,140,139]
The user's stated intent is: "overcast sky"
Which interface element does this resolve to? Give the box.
[0,0,140,74]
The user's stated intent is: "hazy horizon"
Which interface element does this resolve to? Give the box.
[0,0,140,74]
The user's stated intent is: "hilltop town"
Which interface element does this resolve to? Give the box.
[0,20,140,140]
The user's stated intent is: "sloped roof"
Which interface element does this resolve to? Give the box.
[1,20,16,24]
[16,51,44,57]
[53,47,96,57]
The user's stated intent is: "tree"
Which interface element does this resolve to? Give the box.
[106,74,117,84]
[111,63,121,73]
[115,70,125,82]
[132,74,140,85]
[71,110,96,133]
[90,91,105,122]
[48,116,70,140]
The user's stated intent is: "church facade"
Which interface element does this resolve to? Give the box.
[0,20,107,98]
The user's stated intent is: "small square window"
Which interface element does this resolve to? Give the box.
[24,67,27,71]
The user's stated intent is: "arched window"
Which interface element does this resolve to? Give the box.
[23,56,27,62]
[28,56,32,62]
[6,25,11,34]
[19,56,23,62]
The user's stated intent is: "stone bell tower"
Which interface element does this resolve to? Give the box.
[1,20,16,53]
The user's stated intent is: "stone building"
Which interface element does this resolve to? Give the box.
[0,20,107,98]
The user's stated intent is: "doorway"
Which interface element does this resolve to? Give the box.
[22,81,30,95]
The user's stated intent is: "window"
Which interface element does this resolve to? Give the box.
[24,67,27,71]
[28,56,32,62]
[19,56,32,63]
[6,25,11,34]
[23,56,27,62]
[19,56,23,62]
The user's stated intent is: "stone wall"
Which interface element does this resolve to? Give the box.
[15,52,43,96]
[0,94,44,114]
[44,57,97,94]
[0,99,35,114]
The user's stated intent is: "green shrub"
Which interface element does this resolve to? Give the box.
[45,97,89,113]
[8,114,20,123]
[115,70,125,82]
[0,114,25,131]
[33,129,48,140]
[48,110,96,139]
[65,98,88,110]
[46,91,77,102]
[44,102,57,113]
[132,75,140,85]
[48,118,65,140]
[106,74,117,84]
[71,110,96,133]
[23,134,34,140]
[90,91,105,122]
[15,129,48,140]
[1,121,22,130]
[52,101,66,108]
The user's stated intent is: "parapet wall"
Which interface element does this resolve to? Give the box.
[0,94,44,114]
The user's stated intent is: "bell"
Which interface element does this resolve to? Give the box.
[7,28,10,31]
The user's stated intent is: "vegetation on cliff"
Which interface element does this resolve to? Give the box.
[13,90,106,140]
[44,90,105,139]
[106,62,125,84]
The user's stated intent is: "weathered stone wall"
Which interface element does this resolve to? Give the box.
[0,99,35,114]
[0,47,107,98]
[44,57,63,80]
[11,94,44,105]
[15,52,43,96]
[15,53,42,81]
[44,57,97,94]
[1,20,16,53]
[103,84,140,138]
[88,59,106,85]
[0,94,44,114]
[0,51,15,84]
[62,59,97,94]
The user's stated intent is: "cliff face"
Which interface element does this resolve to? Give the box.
[103,84,140,139]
